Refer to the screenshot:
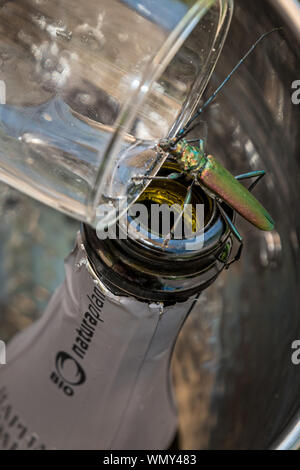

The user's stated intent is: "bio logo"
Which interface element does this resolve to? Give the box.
[50,351,86,397]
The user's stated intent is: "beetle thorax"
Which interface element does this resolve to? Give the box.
[158,138,205,173]
[175,140,203,172]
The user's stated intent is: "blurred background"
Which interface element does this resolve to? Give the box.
[0,0,300,450]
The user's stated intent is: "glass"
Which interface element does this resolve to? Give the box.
[0,0,233,226]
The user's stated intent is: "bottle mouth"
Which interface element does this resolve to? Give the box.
[123,159,216,255]
[81,160,235,301]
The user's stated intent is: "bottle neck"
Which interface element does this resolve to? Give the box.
[81,212,232,303]
[83,159,234,303]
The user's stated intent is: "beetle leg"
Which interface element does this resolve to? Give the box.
[217,201,242,243]
[163,179,196,249]
[225,242,244,269]
[167,155,178,162]
[199,139,205,155]
[132,172,184,183]
[235,170,265,192]
[102,194,127,202]
[216,201,244,268]
[247,172,266,192]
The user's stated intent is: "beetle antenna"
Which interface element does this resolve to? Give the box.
[175,27,282,142]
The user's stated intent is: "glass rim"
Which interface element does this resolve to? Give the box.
[87,0,234,227]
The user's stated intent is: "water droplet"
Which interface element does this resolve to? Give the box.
[42,112,52,121]
[44,58,53,69]
[118,32,128,43]
[148,302,164,315]
[56,29,72,41]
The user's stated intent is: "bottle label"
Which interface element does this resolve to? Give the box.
[0,386,47,450]
[0,234,197,449]
[49,283,106,398]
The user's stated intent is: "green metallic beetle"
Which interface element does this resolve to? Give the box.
[159,136,274,236]
[134,28,281,266]
[158,136,273,266]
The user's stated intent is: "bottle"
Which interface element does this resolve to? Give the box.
[0,171,233,450]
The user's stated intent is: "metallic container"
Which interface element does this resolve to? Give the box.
[0,0,299,450]
[171,0,300,450]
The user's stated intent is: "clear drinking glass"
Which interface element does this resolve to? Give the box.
[0,0,233,226]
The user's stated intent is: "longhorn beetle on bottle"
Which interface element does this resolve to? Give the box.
[133,28,281,268]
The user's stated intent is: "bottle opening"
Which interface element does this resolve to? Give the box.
[82,159,234,300]
[127,159,215,247]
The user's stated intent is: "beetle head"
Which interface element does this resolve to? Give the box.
[159,137,177,153]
